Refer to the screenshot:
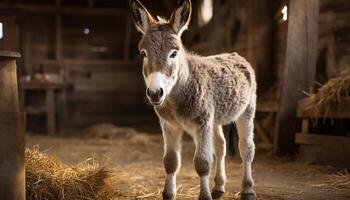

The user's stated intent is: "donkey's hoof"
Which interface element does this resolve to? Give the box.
[162,191,175,200]
[198,197,213,200]
[240,193,255,200]
[211,190,225,199]
[198,193,213,200]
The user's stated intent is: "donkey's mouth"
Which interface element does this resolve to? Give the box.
[150,99,164,106]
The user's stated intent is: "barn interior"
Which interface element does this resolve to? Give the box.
[0,0,349,199]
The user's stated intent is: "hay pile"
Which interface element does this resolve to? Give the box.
[312,170,350,192]
[75,123,157,146]
[111,163,241,200]
[25,147,116,200]
[79,123,141,139]
[304,69,350,118]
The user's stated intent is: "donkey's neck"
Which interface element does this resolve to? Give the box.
[157,52,197,120]
[166,51,196,108]
[172,52,191,94]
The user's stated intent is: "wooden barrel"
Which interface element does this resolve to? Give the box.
[0,51,25,200]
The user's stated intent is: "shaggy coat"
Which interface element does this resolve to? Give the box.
[155,52,256,128]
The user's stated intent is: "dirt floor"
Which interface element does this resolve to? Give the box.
[26,126,350,200]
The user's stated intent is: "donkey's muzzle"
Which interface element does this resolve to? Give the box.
[146,87,164,105]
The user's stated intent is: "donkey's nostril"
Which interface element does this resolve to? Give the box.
[146,88,151,97]
[146,87,165,104]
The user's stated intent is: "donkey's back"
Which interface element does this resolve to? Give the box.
[187,52,256,124]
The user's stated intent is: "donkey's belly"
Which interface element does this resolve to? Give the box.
[213,88,251,124]
[214,104,246,124]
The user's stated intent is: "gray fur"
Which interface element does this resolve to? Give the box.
[130,0,256,199]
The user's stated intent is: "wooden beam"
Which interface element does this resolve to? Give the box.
[295,133,350,146]
[88,0,94,7]
[55,14,62,62]
[123,16,132,60]
[22,19,33,74]
[31,59,140,66]
[46,89,55,135]
[245,0,256,70]
[274,0,319,155]
[0,3,127,17]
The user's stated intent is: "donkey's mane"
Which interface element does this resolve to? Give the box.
[156,16,169,24]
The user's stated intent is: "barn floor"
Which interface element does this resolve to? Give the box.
[26,126,350,200]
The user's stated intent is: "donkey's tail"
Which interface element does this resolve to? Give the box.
[226,122,237,157]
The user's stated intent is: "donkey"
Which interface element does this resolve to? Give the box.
[130,0,256,199]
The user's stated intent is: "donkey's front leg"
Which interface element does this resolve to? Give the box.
[161,121,182,200]
[193,118,214,200]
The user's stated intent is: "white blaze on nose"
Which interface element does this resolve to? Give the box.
[146,72,168,92]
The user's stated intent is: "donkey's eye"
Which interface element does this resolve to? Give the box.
[140,50,147,58]
[170,51,177,58]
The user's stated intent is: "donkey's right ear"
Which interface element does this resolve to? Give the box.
[130,0,156,34]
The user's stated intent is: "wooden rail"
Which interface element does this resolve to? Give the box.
[0,3,127,17]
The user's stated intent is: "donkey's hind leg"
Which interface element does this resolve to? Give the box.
[211,125,226,199]
[236,102,256,200]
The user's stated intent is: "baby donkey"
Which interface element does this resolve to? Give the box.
[130,0,257,199]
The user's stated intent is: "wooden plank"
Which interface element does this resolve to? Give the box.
[295,133,350,146]
[31,59,140,68]
[301,119,309,134]
[46,89,55,136]
[245,0,256,70]
[123,16,132,60]
[20,82,65,90]
[254,121,272,147]
[70,79,144,92]
[90,72,138,80]
[0,3,127,17]
[68,91,143,103]
[257,100,278,112]
[25,106,47,114]
[55,13,62,62]
[22,19,33,74]
[274,0,319,155]
[318,35,337,78]
[64,59,140,66]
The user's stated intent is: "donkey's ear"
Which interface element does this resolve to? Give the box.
[170,0,192,36]
[130,0,156,34]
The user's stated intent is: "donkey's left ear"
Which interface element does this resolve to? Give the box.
[170,0,192,36]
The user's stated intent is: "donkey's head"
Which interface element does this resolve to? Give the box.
[130,0,191,106]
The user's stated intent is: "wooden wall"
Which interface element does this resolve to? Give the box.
[0,0,166,132]
[1,0,349,133]
[318,0,350,82]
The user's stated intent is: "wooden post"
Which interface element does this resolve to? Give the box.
[0,51,25,200]
[46,89,55,135]
[245,0,273,93]
[245,0,255,70]
[274,0,319,155]
[55,0,62,62]
[22,19,33,74]
[123,16,132,60]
